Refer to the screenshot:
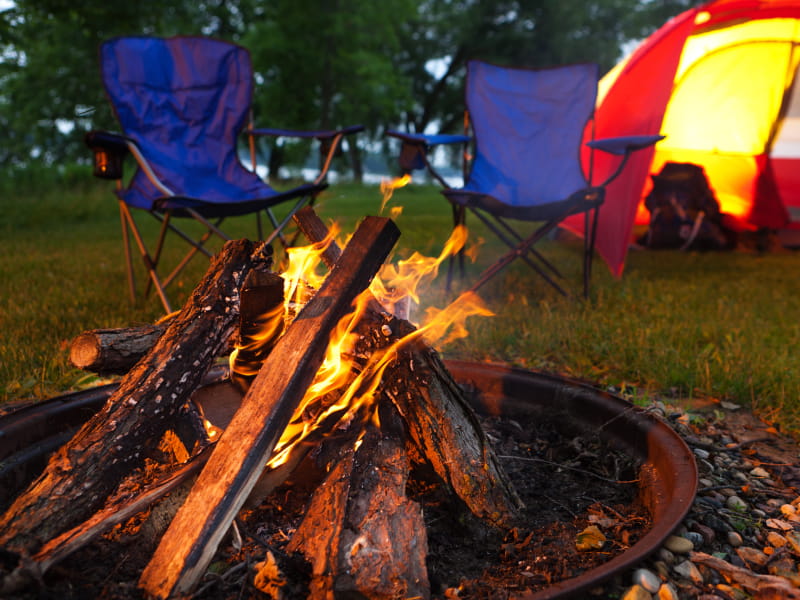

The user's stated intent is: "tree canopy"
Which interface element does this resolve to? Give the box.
[0,0,702,171]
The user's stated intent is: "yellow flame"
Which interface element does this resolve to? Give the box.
[379,174,411,212]
[370,224,468,313]
[281,224,340,309]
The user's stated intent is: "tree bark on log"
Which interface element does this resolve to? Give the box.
[0,239,272,555]
[69,323,168,375]
[139,216,401,600]
[294,206,522,527]
[287,404,429,600]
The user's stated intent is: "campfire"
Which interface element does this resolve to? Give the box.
[0,207,652,599]
[0,207,528,597]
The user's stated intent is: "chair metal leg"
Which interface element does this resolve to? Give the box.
[118,202,173,312]
[119,202,137,305]
[583,206,601,299]
[468,209,567,296]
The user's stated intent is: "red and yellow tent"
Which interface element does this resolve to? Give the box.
[575,0,800,276]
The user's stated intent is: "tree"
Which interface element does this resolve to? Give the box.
[241,0,417,180]
[0,1,249,167]
[389,0,705,137]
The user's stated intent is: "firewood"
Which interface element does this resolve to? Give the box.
[287,403,430,600]
[691,551,800,598]
[0,446,212,596]
[294,207,522,527]
[69,322,168,375]
[0,239,272,556]
[229,270,285,392]
[139,216,401,599]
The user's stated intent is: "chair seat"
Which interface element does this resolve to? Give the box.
[150,182,327,219]
[442,187,603,222]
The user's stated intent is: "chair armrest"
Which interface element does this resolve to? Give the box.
[248,124,365,140]
[386,130,471,147]
[386,130,471,185]
[85,130,130,180]
[588,134,665,187]
[586,134,664,156]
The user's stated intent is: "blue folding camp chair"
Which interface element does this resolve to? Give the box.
[86,36,363,312]
[388,60,662,298]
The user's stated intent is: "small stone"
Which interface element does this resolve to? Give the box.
[691,523,716,545]
[664,535,694,554]
[720,400,741,410]
[673,559,704,584]
[621,584,652,600]
[657,548,675,564]
[683,531,704,548]
[632,568,661,593]
[694,448,711,460]
[652,560,670,578]
[698,478,714,488]
[726,496,747,511]
[750,467,770,478]
[657,582,679,600]
[735,546,769,569]
[727,531,743,547]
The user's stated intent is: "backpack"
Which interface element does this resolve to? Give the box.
[638,162,736,251]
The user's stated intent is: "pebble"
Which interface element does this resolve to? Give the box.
[663,535,694,554]
[726,495,747,511]
[656,582,679,600]
[750,466,770,478]
[673,559,704,584]
[726,530,743,547]
[621,584,652,600]
[632,568,661,593]
[683,531,704,548]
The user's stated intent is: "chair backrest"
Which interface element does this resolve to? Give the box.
[100,36,263,204]
[463,60,598,208]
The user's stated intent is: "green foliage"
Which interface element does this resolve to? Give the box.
[0,1,702,168]
[2,175,800,440]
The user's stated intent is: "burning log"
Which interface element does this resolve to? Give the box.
[0,239,272,556]
[69,322,169,375]
[294,206,522,526]
[288,403,429,600]
[139,216,401,599]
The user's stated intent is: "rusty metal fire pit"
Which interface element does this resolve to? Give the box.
[0,361,696,598]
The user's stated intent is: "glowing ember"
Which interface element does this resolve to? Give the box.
[203,418,223,441]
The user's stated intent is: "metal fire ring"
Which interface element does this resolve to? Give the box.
[0,361,696,598]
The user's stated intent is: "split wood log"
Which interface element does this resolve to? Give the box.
[0,446,212,596]
[139,216,401,599]
[287,403,429,600]
[294,206,522,527]
[0,239,272,555]
[69,322,168,375]
[229,270,285,393]
[691,551,800,599]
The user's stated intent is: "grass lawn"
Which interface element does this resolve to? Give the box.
[2,174,800,436]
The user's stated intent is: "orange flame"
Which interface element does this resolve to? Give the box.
[379,174,411,212]
[370,224,468,314]
[281,223,340,310]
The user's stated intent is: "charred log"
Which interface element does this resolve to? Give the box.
[288,403,429,600]
[69,322,168,375]
[0,239,272,556]
[139,216,401,599]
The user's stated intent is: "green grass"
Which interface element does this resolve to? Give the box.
[2,174,800,435]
